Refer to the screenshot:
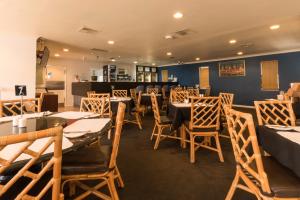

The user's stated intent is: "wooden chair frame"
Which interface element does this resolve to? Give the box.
[112,90,127,98]
[224,108,298,200]
[124,91,144,130]
[161,87,169,110]
[147,88,158,95]
[62,103,126,200]
[219,92,234,138]
[89,93,112,118]
[174,91,189,103]
[150,94,179,150]
[254,100,296,126]
[187,88,200,97]
[0,126,64,199]
[183,97,224,163]
[0,98,41,117]
[87,91,96,98]
[80,97,105,115]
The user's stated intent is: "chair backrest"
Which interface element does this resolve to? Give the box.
[130,89,137,104]
[89,93,112,118]
[187,88,199,97]
[0,98,41,117]
[87,91,96,97]
[254,100,296,126]
[219,92,234,116]
[80,97,104,115]
[150,93,161,124]
[173,87,183,92]
[147,88,158,94]
[112,90,127,97]
[0,126,63,199]
[174,91,189,103]
[189,96,221,130]
[108,102,126,169]
[225,108,271,194]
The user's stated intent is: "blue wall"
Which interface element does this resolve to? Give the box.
[158,51,300,105]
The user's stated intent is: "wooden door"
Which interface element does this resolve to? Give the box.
[199,67,209,88]
[161,70,168,82]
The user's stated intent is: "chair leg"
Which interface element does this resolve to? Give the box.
[135,113,142,130]
[181,125,187,149]
[225,171,240,200]
[69,181,76,197]
[115,166,125,188]
[190,135,195,163]
[154,126,162,150]
[150,123,157,141]
[107,173,119,200]
[215,134,224,162]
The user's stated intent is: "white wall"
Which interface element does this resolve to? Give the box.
[0,33,37,100]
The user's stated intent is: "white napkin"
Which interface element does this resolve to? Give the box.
[50,111,94,119]
[0,136,73,163]
[63,118,110,138]
[110,97,131,102]
[276,131,300,144]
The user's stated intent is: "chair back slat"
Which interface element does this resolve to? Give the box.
[89,93,112,118]
[225,108,271,194]
[147,88,158,94]
[0,98,41,117]
[187,88,199,97]
[87,91,96,98]
[80,97,105,115]
[109,102,126,169]
[219,92,234,116]
[254,100,296,126]
[189,97,221,130]
[112,90,127,97]
[0,126,63,199]
[174,91,189,103]
[150,93,161,123]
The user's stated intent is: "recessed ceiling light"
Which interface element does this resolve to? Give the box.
[229,39,237,44]
[173,12,183,19]
[133,61,138,64]
[270,24,280,30]
[108,40,115,44]
[63,48,69,52]
[195,57,200,61]
[152,63,156,66]
[111,59,116,62]
[165,35,173,39]
[167,52,172,56]
[54,53,60,57]
[237,51,243,55]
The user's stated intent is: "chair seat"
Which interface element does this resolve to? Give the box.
[62,144,112,175]
[183,120,217,132]
[159,116,172,125]
[262,157,300,198]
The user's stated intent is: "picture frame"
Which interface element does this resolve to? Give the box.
[219,60,245,77]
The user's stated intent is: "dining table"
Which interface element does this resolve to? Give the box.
[167,102,191,130]
[110,97,134,115]
[141,93,163,107]
[256,125,300,178]
[0,111,111,174]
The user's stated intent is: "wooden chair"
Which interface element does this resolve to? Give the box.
[125,91,144,130]
[61,103,126,200]
[254,100,296,126]
[112,90,127,98]
[80,97,105,115]
[147,88,158,94]
[0,98,41,117]
[174,91,189,103]
[130,89,137,102]
[87,91,96,98]
[161,87,169,110]
[187,88,199,97]
[219,92,234,138]
[183,96,224,163]
[0,126,64,199]
[89,93,112,118]
[225,108,300,200]
[150,93,179,150]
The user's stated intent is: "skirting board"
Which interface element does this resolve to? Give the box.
[233,104,255,109]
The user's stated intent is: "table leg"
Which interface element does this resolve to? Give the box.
[180,124,187,149]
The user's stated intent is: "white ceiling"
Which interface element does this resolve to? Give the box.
[1,0,300,66]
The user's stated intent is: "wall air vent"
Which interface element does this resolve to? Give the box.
[90,48,108,53]
[78,27,98,34]
[173,29,195,37]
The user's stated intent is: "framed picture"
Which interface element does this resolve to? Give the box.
[219,60,245,77]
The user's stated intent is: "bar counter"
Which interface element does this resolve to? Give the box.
[72,81,178,106]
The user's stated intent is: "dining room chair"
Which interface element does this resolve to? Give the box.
[219,92,234,138]
[0,98,41,117]
[161,87,169,110]
[89,93,112,118]
[0,126,64,199]
[130,88,137,102]
[61,102,126,200]
[112,90,127,98]
[254,100,296,126]
[147,88,159,94]
[150,93,179,150]
[187,88,200,97]
[87,91,96,98]
[174,91,189,103]
[80,97,105,115]
[125,91,144,130]
[225,107,300,200]
[183,96,224,163]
